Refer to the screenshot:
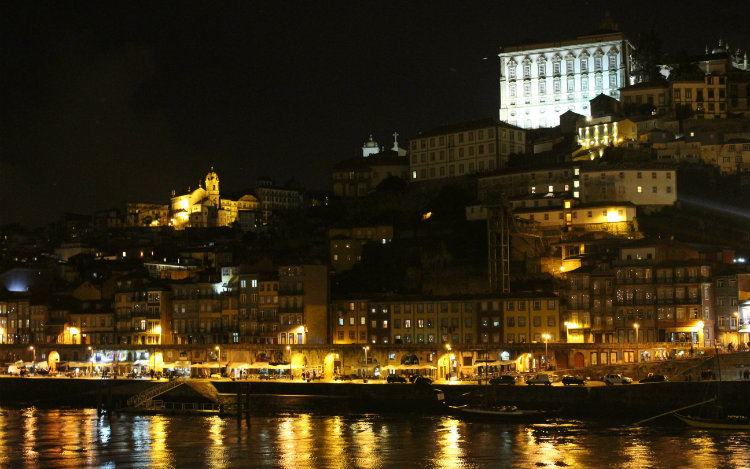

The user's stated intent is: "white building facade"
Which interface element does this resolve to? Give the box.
[499,31,635,129]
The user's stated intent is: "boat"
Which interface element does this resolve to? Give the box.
[447,403,557,422]
[672,346,750,430]
[673,413,750,430]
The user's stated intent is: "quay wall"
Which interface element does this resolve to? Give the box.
[1,377,748,420]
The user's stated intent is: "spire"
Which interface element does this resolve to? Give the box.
[392,131,399,151]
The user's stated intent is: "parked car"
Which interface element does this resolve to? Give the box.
[525,373,553,386]
[603,374,633,385]
[489,375,518,385]
[412,376,433,386]
[386,375,407,383]
[639,374,667,383]
[561,375,586,386]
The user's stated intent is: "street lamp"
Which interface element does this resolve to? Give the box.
[362,346,369,379]
[633,323,639,363]
[444,343,452,380]
[286,345,292,380]
[542,333,550,369]
[29,346,35,374]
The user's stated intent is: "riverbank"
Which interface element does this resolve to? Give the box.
[1,376,748,420]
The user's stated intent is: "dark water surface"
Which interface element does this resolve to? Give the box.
[1,406,748,469]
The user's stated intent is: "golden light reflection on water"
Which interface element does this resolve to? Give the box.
[276,414,319,469]
[432,418,466,469]
[22,407,38,466]
[205,416,229,469]
[148,415,173,469]
[349,419,380,469]
[323,416,348,469]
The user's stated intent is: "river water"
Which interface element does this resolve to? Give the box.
[1,404,748,469]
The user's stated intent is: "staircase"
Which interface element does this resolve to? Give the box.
[126,378,187,408]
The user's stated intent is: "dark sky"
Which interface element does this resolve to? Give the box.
[2,1,748,227]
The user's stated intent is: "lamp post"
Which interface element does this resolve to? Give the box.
[633,323,639,363]
[542,333,550,369]
[734,312,740,349]
[444,343,452,381]
[362,346,369,380]
[286,345,292,380]
[29,346,35,374]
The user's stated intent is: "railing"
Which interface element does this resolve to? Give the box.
[126,378,187,408]
[149,400,220,412]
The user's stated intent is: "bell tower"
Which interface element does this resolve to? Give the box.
[205,167,220,206]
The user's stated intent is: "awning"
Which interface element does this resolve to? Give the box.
[68,361,92,368]
[227,362,251,369]
[190,362,222,368]
[248,362,286,370]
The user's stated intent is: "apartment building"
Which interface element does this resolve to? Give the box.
[409,118,526,182]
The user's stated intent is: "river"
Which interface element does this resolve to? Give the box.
[1,404,748,469]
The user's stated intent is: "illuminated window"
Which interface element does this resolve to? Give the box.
[637,186,643,193]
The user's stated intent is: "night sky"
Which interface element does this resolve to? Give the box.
[2,1,748,227]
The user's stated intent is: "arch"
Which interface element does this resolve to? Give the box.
[573,352,585,368]
[48,351,60,371]
[555,352,568,369]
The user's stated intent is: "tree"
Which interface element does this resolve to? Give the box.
[632,27,663,83]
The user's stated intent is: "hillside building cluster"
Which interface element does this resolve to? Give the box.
[2,15,748,377]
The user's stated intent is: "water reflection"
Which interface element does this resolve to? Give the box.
[0,408,747,469]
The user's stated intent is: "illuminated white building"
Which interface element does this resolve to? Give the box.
[498,28,635,129]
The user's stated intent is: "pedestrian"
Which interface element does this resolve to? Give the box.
[150,368,155,380]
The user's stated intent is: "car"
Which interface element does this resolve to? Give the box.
[603,374,633,385]
[412,376,433,386]
[561,375,586,386]
[489,375,518,385]
[386,375,407,383]
[639,374,667,383]
[525,373,553,386]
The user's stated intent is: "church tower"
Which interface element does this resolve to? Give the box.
[205,167,220,206]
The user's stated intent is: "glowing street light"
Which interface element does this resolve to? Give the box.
[633,323,639,363]
[542,333,551,366]
[362,346,369,379]
[29,346,35,374]
[286,345,292,380]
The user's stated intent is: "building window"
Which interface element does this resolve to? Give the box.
[538,63,546,76]
[609,55,616,69]
[609,74,617,88]
[580,58,588,71]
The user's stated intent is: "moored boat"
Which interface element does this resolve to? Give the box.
[448,404,557,422]
[674,413,750,430]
